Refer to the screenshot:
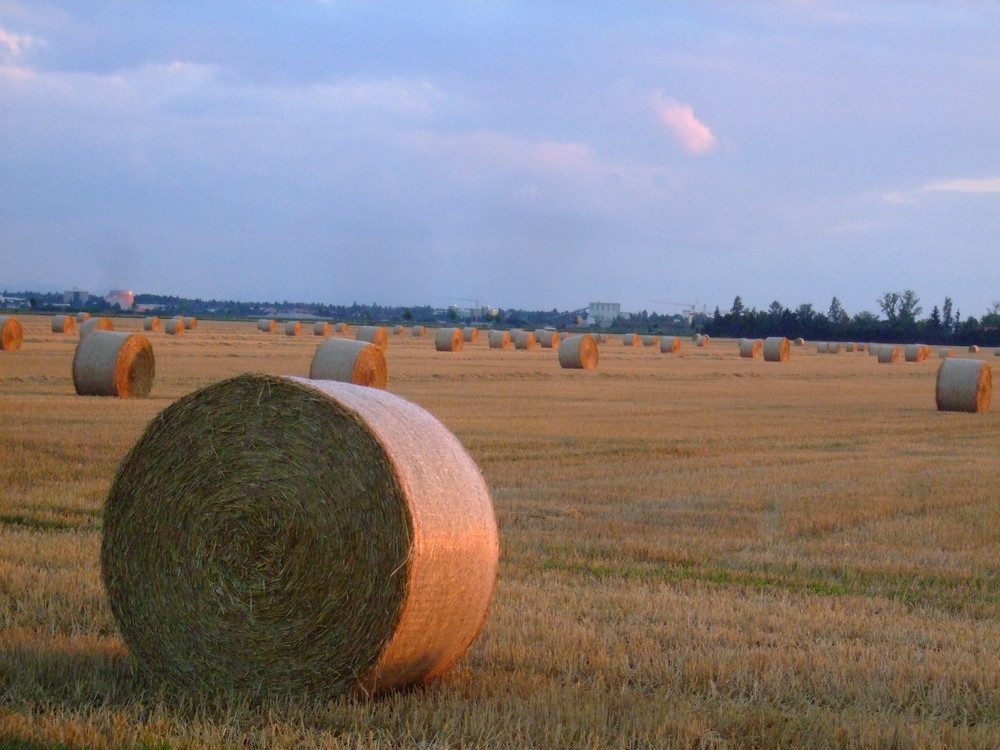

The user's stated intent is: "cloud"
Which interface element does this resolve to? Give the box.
[655,97,717,155]
[0,26,40,60]
[884,177,1000,203]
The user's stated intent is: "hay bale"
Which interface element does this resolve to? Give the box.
[184,317,197,330]
[76,312,91,323]
[623,333,640,347]
[513,330,536,349]
[828,342,841,354]
[535,329,558,348]
[314,322,332,337]
[411,326,426,337]
[357,326,389,349]
[844,342,856,352]
[285,321,303,336]
[763,336,790,362]
[165,318,185,336]
[143,316,161,332]
[488,330,511,349]
[52,314,75,334]
[878,345,901,364]
[869,344,881,357]
[697,334,710,348]
[558,334,598,369]
[335,323,349,334]
[905,344,930,362]
[642,335,660,347]
[817,342,829,353]
[393,325,405,335]
[969,345,980,353]
[258,319,277,333]
[309,338,387,389]
[936,358,991,413]
[939,348,953,358]
[0,315,23,351]
[463,327,480,343]
[660,336,681,353]
[72,330,154,398]
[738,338,763,358]
[101,374,499,697]
[435,328,464,352]
[80,317,114,339]
[794,337,805,346]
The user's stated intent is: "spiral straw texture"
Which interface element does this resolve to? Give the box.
[310,338,387,389]
[0,316,23,351]
[102,374,499,697]
[73,330,155,398]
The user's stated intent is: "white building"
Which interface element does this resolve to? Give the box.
[105,289,135,309]
[64,287,89,305]
[586,302,620,327]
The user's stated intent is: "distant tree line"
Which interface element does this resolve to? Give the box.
[700,291,1000,347]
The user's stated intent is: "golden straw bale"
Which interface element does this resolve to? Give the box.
[80,317,114,339]
[285,321,303,336]
[435,328,464,352]
[0,315,24,351]
[939,348,953,358]
[335,323,349,334]
[697,334,710,348]
[309,338,387,389]
[258,319,277,333]
[314,322,332,337]
[76,312,91,323]
[394,325,405,335]
[357,326,389,349]
[558,334,598,369]
[817,342,829,353]
[165,318,185,336]
[844,342,856,352]
[51,314,75,334]
[411,326,426,337]
[936,358,991,413]
[642,335,660,347]
[184,317,197,330]
[463,328,480,343]
[828,342,841,354]
[793,337,805,346]
[660,336,681,353]
[763,336,790,362]
[143,316,161,332]
[877,345,901,364]
[101,374,499,697]
[738,338,763,358]
[72,330,154,398]
[905,344,930,362]
[488,330,512,349]
[535,329,558,348]
[513,331,536,349]
[623,333,640,347]
[969,345,980,353]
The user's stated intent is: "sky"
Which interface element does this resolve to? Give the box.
[2,2,999,319]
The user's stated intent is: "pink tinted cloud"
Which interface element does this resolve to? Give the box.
[657,99,716,155]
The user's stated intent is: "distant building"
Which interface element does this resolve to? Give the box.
[586,302,620,327]
[64,287,89,306]
[105,289,135,309]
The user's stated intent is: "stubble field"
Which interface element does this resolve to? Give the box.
[1,315,998,749]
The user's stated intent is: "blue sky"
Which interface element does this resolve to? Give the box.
[2,2,998,318]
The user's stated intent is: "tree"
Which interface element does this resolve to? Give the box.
[942,297,954,332]
[877,292,900,324]
[898,289,922,327]
[929,305,941,330]
[730,296,745,317]
[828,296,849,327]
[768,301,784,321]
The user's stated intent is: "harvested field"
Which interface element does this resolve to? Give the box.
[1,314,999,749]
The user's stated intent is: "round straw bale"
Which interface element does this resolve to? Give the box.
[0,315,24,351]
[642,335,660,347]
[309,338,387,389]
[558,334,598,369]
[660,336,681,353]
[828,342,841,354]
[535,329,558,348]
[869,344,881,356]
[165,318,184,336]
[73,330,154,398]
[411,326,426,337]
[80,316,114,339]
[816,342,829,353]
[738,338,763,358]
[623,333,640,347]
[763,336,790,362]
[101,374,499,697]
[939,348,953,358]
[258,318,277,333]
[184,317,197,330]
[936,358,991,413]
[697,334,710,348]
[844,342,856,352]
[513,330,536,349]
[905,344,930,362]
[488,330,511,349]
[314,321,332,337]
[51,314,75,334]
[357,326,388,349]
[969,345,980,353]
[878,345,901,364]
[143,316,161,332]
[435,327,464,352]
[793,337,805,346]
[393,325,405,335]
[285,321,303,336]
[462,327,480,343]
[77,312,91,323]
[335,323,349,334]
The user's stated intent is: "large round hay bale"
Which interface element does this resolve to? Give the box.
[513,330,536,350]
[335,323,349,334]
[535,329,558,348]
[184,317,197,330]
[393,325,405,335]
[738,338,763,358]
[904,344,929,362]
[558,334,598,369]
[258,319,277,333]
[76,312,91,323]
[939,348,953,359]
[165,318,184,336]
[844,342,856,352]
[936,358,991,413]
[462,327,480,343]
[314,321,331,337]
[642,335,660,347]
[143,316,161,332]
[488,330,511,349]
[816,342,829,354]
[357,326,388,349]
[969,345,980,353]
[101,374,499,697]
[828,342,841,354]
[660,336,681,353]
[435,327,464,352]
[763,336,790,362]
[411,326,426,337]
[878,345,901,364]
[80,316,114,339]
[623,333,640,347]
[309,338,387,389]
[697,334,710,348]
[793,337,805,346]
[51,314,75,334]
[0,315,23,351]
[72,331,154,398]
[285,321,303,336]
[868,344,881,357]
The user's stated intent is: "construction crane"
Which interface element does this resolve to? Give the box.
[651,300,703,324]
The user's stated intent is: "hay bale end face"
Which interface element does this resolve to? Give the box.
[73,330,154,398]
[0,316,24,351]
[558,334,598,369]
[936,358,992,413]
[660,336,681,353]
[101,374,499,697]
[310,338,387,389]
[80,317,114,339]
[763,336,790,362]
[488,330,511,349]
[357,326,389,349]
[143,316,161,332]
[165,318,185,336]
[435,328,464,352]
[52,314,75,334]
